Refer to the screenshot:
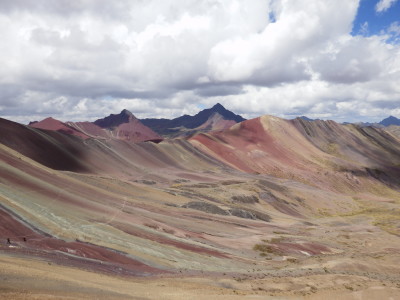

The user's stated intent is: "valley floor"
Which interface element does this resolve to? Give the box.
[1,250,399,300]
[1,195,399,300]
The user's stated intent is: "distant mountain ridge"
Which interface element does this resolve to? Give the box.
[342,116,400,128]
[141,103,246,136]
[30,110,163,143]
[27,104,400,143]
[379,116,400,127]
[27,104,245,141]
[296,115,400,128]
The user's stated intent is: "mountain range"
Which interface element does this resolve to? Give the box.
[141,103,246,137]
[1,105,400,298]
[27,104,400,143]
[379,115,400,126]
[30,109,163,143]
[28,103,246,142]
[302,115,400,127]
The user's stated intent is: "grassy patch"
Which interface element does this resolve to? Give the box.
[339,197,400,235]
[253,243,281,255]
[269,237,284,243]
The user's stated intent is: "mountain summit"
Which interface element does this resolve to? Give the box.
[198,103,245,124]
[92,109,162,142]
[94,109,137,128]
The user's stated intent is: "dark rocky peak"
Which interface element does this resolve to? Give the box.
[171,103,245,129]
[121,109,135,118]
[298,116,315,121]
[211,103,224,111]
[202,103,245,123]
[94,109,137,128]
[379,116,400,127]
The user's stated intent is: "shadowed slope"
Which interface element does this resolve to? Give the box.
[0,117,226,180]
[0,118,89,172]
[292,118,400,185]
[292,118,400,166]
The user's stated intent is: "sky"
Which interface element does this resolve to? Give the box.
[0,0,399,124]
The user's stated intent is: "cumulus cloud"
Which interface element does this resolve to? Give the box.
[0,0,399,124]
[375,0,399,13]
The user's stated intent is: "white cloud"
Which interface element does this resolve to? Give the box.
[375,0,399,13]
[388,21,400,36]
[0,0,399,124]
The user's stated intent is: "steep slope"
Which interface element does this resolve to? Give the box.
[0,118,223,180]
[191,115,340,176]
[66,121,110,139]
[191,115,400,192]
[141,103,245,136]
[384,125,400,139]
[292,118,400,171]
[0,118,90,172]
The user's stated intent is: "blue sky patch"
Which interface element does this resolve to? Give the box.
[352,0,400,39]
